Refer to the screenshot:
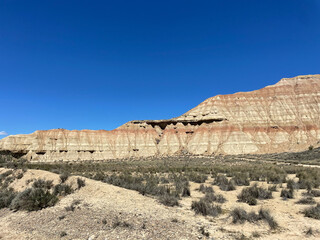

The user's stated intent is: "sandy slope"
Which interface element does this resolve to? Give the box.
[0,168,319,239]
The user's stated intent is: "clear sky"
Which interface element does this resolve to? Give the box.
[1,0,320,138]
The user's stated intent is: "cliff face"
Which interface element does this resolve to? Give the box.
[1,74,320,162]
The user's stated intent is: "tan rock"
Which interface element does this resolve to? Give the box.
[1,74,320,161]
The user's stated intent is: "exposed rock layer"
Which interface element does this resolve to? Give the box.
[1,74,320,162]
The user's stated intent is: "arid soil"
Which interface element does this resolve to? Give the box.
[0,168,319,240]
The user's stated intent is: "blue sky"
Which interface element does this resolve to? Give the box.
[1,0,320,138]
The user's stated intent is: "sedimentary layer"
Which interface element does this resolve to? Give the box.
[1,74,320,162]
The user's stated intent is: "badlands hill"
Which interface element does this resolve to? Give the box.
[1,74,320,162]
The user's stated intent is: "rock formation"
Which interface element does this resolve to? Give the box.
[1,74,320,162]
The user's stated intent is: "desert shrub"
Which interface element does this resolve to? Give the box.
[16,172,24,179]
[10,188,58,211]
[230,208,278,229]
[191,199,222,217]
[286,179,299,190]
[296,197,316,205]
[238,184,272,205]
[232,173,250,186]
[199,226,210,237]
[59,173,69,183]
[65,200,80,212]
[203,192,226,204]
[199,184,214,194]
[32,179,53,190]
[268,184,278,192]
[213,174,228,186]
[306,227,314,236]
[297,169,320,190]
[219,180,236,191]
[258,209,278,229]
[53,183,73,196]
[181,186,191,197]
[213,174,236,191]
[187,172,208,183]
[158,193,179,207]
[77,178,86,189]
[231,207,250,224]
[0,188,16,209]
[0,170,13,180]
[309,189,320,197]
[280,188,294,199]
[303,204,320,219]
[112,218,131,228]
[266,171,286,184]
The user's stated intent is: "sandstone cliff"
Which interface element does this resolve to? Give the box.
[1,74,320,162]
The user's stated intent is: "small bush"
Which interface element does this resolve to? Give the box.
[304,189,320,197]
[187,172,208,183]
[0,188,16,209]
[181,186,191,197]
[230,208,278,229]
[77,178,86,189]
[199,184,214,194]
[231,207,249,224]
[303,204,320,220]
[296,197,316,205]
[199,226,210,237]
[268,184,278,192]
[10,188,58,211]
[158,194,179,207]
[232,173,250,186]
[286,179,299,191]
[32,179,53,190]
[238,184,272,205]
[203,192,226,204]
[59,173,69,183]
[112,217,131,228]
[258,209,278,230]
[306,227,314,236]
[280,188,294,199]
[53,184,73,196]
[191,199,222,217]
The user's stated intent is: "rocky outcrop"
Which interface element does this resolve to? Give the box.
[1,74,320,162]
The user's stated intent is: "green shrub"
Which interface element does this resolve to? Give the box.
[77,178,86,189]
[199,184,214,194]
[187,172,208,183]
[32,179,53,190]
[181,186,191,197]
[231,207,250,224]
[0,188,16,209]
[203,192,226,204]
[230,208,278,229]
[296,197,316,205]
[10,188,58,211]
[59,173,69,183]
[213,175,236,191]
[258,209,278,229]
[53,184,73,196]
[237,184,272,205]
[280,188,294,199]
[286,179,299,191]
[303,204,320,219]
[232,173,250,186]
[304,189,320,197]
[268,184,278,192]
[158,194,179,207]
[191,199,222,217]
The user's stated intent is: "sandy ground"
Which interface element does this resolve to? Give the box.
[0,168,319,240]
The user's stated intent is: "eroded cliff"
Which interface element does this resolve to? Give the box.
[1,74,320,162]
